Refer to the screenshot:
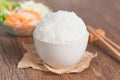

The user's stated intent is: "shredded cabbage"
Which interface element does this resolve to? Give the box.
[19,1,51,17]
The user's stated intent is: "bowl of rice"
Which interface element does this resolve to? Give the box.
[33,11,89,68]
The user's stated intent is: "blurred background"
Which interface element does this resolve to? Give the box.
[0,0,120,43]
[0,0,120,80]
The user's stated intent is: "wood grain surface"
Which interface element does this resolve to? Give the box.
[0,0,120,80]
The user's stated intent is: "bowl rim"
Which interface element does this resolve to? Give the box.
[33,31,89,45]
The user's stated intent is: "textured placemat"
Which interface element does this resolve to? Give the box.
[17,42,97,74]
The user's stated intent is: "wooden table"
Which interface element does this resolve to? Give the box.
[0,0,120,80]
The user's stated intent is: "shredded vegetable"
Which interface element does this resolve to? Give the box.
[0,0,20,23]
[6,10,41,27]
[0,0,51,36]
[19,1,50,17]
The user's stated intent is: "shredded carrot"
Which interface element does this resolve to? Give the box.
[23,10,41,19]
[6,10,41,27]
[6,18,15,26]
[21,18,33,27]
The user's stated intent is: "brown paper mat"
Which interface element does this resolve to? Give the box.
[17,42,97,74]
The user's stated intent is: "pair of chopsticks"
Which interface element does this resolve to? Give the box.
[87,25,120,62]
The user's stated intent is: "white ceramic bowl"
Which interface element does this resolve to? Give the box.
[33,32,89,69]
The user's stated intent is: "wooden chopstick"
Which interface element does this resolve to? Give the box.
[103,36,120,51]
[87,25,120,62]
